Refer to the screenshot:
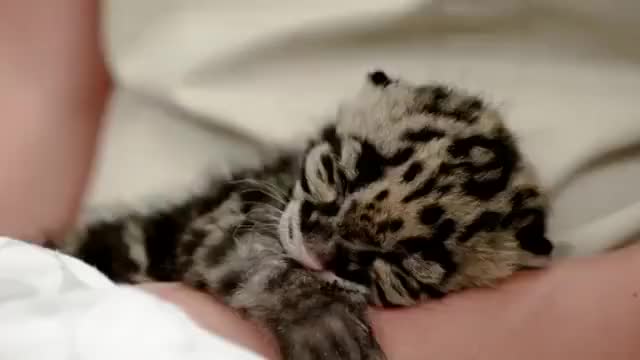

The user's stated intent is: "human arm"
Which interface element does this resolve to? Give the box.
[144,244,640,360]
[0,0,108,242]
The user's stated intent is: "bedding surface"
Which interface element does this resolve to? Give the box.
[0,237,263,360]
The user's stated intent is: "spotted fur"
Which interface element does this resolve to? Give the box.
[62,71,552,360]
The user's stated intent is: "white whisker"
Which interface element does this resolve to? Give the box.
[230,179,290,206]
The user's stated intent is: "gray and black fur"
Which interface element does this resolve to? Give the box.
[62,71,553,360]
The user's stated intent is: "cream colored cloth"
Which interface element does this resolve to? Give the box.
[86,0,640,257]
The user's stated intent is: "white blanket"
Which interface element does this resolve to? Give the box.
[0,237,263,360]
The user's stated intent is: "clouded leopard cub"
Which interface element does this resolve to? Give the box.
[64,71,553,360]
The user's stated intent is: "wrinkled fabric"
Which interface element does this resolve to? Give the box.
[0,237,263,360]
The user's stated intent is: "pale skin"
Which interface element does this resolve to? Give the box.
[2,1,639,359]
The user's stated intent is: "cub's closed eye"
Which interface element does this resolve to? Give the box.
[301,143,348,201]
[320,153,348,190]
[318,153,348,197]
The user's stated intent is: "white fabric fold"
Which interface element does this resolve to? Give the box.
[0,237,264,360]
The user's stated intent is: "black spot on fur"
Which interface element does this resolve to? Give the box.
[143,208,191,281]
[389,219,404,233]
[402,177,437,203]
[330,245,374,286]
[398,236,430,254]
[191,279,208,290]
[337,265,373,287]
[501,208,545,229]
[352,140,387,190]
[448,133,520,200]
[397,235,457,274]
[374,189,389,201]
[217,270,244,296]
[351,140,415,191]
[76,221,139,283]
[366,203,375,211]
[419,205,444,225]
[467,98,484,112]
[416,86,484,123]
[316,201,340,217]
[443,98,478,122]
[450,98,484,123]
[446,143,466,159]
[402,161,423,182]
[387,147,415,166]
[353,249,379,268]
[420,238,457,274]
[511,188,540,209]
[421,86,450,114]
[432,86,450,100]
[320,154,335,185]
[403,128,446,143]
[519,234,553,256]
[513,211,553,255]
[432,218,457,243]
[437,162,457,176]
[360,214,373,222]
[421,284,446,299]
[437,184,454,194]
[458,211,502,243]
[368,70,391,87]
[376,221,389,234]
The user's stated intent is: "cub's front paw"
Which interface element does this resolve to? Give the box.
[275,304,385,360]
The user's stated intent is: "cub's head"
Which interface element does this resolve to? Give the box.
[279,71,552,306]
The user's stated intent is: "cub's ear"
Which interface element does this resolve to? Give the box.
[367,70,391,87]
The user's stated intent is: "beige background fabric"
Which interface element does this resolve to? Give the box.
[85,0,640,257]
